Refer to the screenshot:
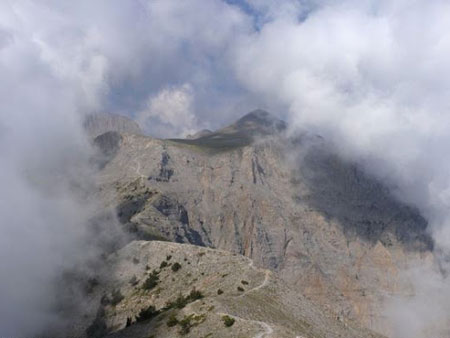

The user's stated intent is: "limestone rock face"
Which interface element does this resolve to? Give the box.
[83,241,384,338]
[94,111,432,335]
[84,113,142,138]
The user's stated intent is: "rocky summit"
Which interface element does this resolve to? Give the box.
[82,110,434,337]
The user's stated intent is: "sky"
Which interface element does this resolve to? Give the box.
[2,0,450,336]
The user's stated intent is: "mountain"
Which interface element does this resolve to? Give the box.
[92,110,432,336]
[84,113,142,138]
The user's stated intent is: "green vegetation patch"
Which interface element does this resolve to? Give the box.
[165,289,204,310]
[222,315,235,327]
[142,270,160,290]
[171,262,182,272]
[136,305,160,322]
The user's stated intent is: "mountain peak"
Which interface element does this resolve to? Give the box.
[232,109,287,134]
[169,109,287,153]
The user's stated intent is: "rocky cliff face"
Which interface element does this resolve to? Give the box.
[93,110,433,336]
[84,113,142,138]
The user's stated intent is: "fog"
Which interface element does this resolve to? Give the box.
[2,0,450,336]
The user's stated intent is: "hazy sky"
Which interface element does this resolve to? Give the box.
[2,1,450,337]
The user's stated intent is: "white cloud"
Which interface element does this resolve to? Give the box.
[3,0,450,336]
[138,84,200,137]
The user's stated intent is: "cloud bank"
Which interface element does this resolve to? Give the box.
[2,0,450,336]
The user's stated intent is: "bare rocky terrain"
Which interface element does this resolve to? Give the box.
[85,110,434,337]
[81,241,384,338]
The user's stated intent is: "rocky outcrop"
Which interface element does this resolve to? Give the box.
[94,111,432,335]
[84,113,142,138]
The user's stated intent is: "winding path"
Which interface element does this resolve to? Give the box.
[221,259,275,337]
[218,312,274,338]
[239,258,271,297]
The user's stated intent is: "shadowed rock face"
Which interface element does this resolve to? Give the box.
[93,131,123,169]
[93,111,433,335]
[300,144,432,252]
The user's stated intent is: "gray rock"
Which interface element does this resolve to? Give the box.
[84,113,142,138]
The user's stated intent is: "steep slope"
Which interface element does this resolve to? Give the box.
[83,241,384,338]
[93,110,432,335]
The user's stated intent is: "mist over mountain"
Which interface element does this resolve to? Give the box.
[2,1,450,338]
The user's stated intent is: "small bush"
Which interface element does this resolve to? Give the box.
[171,262,182,272]
[222,315,235,327]
[165,289,204,310]
[160,261,168,269]
[136,305,160,322]
[166,313,178,327]
[237,286,244,292]
[142,270,159,290]
[188,289,204,301]
[241,280,249,285]
[166,255,172,261]
[217,289,223,295]
[179,314,194,335]
[172,294,189,309]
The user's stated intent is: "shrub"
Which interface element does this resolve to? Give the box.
[166,313,178,327]
[160,261,168,269]
[217,289,223,295]
[136,305,160,322]
[142,270,159,290]
[171,262,182,272]
[241,280,249,285]
[237,286,244,292]
[166,255,172,261]
[165,289,204,310]
[188,289,204,301]
[222,315,235,327]
[179,314,194,335]
[172,294,189,309]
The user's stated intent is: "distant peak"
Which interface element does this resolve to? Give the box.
[234,109,287,134]
[237,109,272,123]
